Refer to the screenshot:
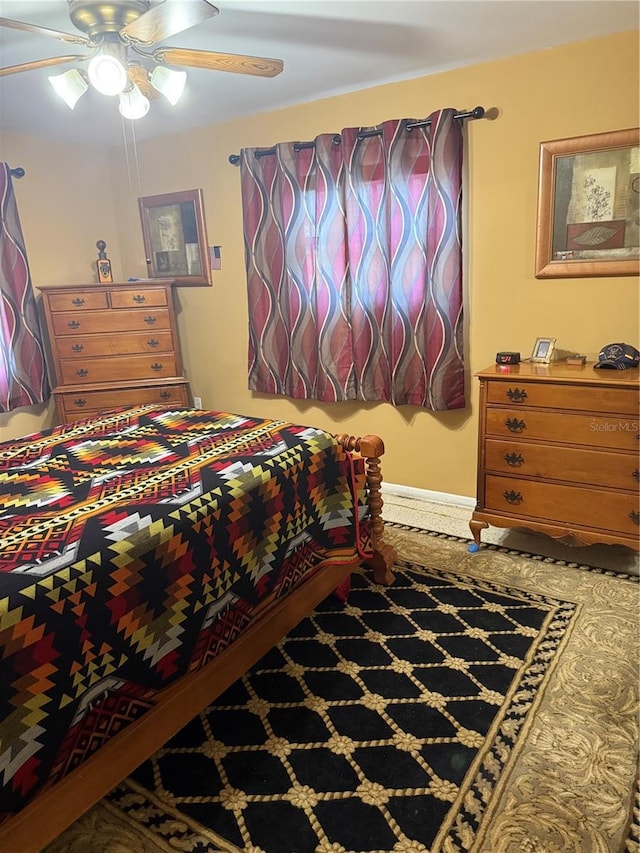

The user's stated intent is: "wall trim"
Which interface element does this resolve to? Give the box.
[381,482,476,510]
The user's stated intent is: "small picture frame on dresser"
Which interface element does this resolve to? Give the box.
[531,336,557,363]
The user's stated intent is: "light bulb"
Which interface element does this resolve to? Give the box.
[48,69,88,109]
[88,52,128,96]
[119,84,150,120]
[150,66,186,106]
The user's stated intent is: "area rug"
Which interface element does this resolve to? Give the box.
[45,525,639,853]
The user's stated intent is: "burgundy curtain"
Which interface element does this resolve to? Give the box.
[0,164,50,412]
[240,108,464,410]
[241,136,355,401]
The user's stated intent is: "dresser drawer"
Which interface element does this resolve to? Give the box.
[57,383,190,421]
[486,379,639,415]
[51,308,172,336]
[484,474,640,536]
[52,331,175,360]
[59,354,179,385]
[485,438,639,491]
[46,291,109,312]
[109,288,168,309]
[485,407,639,450]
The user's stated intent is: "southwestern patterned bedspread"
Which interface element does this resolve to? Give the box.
[0,405,371,819]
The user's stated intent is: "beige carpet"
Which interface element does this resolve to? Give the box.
[45,525,639,853]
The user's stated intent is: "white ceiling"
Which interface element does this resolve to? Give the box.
[0,0,638,148]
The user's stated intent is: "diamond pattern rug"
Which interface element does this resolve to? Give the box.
[44,525,639,853]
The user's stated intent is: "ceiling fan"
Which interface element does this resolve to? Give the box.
[0,1,284,118]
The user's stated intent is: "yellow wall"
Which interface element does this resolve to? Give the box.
[0,135,120,438]
[1,31,638,498]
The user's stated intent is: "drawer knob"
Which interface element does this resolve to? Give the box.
[630,511,639,526]
[67,320,81,329]
[133,294,146,303]
[71,297,85,307]
[160,390,171,400]
[71,344,84,353]
[503,490,523,505]
[504,452,524,466]
[76,368,89,377]
[506,388,527,403]
[633,469,640,482]
[151,362,163,372]
[505,417,526,433]
[74,398,86,407]
[147,338,159,348]
[144,316,157,325]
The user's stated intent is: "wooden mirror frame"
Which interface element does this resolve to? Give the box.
[534,127,640,279]
[139,189,211,286]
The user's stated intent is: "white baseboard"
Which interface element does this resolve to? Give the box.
[381,482,476,510]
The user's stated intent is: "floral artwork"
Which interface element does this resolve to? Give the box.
[535,128,639,277]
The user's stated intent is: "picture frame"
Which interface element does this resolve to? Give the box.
[534,127,639,278]
[138,189,212,286]
[530,336,557,364]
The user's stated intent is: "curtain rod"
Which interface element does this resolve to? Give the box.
[9,166,25,178]
[228,106,485,165]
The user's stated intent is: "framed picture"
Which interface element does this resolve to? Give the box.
[138,189,212,286]
[535,127,639,278]
[531,337,556,364]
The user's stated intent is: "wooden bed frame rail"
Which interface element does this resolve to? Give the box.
[0,432,396,853]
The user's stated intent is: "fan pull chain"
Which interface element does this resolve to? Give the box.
[120,111,143,198]
[121,113,134,190]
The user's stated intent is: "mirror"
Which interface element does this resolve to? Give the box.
[138,188,211,286]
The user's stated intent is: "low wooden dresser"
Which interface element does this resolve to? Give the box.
[470,361,640,551]
[39,280,190,422]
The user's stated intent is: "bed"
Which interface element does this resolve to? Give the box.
[0,404,395,852]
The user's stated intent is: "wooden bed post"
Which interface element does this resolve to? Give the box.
[335,432,397,585]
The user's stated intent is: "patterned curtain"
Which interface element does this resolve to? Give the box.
[241,136,355,401]
[240,108,464,410]
[0,164,50,412]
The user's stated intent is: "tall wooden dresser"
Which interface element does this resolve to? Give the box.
[470,362,640,551]
[39,280,190,422]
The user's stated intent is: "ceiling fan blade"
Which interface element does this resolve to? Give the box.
[0,55,85,78]
[152,47,283,78]
[120,1,219,47]
[0,16,89,45]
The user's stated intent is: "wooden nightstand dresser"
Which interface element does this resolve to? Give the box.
[39,280,190,422]
[470,362,640,551]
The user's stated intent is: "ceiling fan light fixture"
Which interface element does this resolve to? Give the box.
[118,83,150,120]
[87,50,128,96]
[48,68,88,109]
[149,66,187,106]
